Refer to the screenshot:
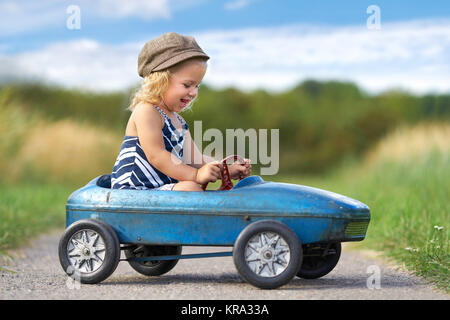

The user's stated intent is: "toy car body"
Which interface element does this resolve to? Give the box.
[59,174,370,289]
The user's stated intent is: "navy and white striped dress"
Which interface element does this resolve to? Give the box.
[111,105,188,190]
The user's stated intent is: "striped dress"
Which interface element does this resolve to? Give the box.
[111,105,188,190]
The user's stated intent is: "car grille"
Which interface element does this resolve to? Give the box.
[345,221,369,237]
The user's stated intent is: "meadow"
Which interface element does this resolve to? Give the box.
[272,123,450,290]
[0,82,448,290]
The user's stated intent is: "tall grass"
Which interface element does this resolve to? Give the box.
[351,153,448,290]
[13,119,121,185]
[0,89,122,186]
[357,123,449,290]
[273,123,449,291]
[0,184,73,252]
[364,122,450,166]
[0,88,122,254]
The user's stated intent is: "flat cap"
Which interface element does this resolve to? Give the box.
[138,32,209,78]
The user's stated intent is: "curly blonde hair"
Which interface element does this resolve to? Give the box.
[128,57,207,112]
[128,70,171,111]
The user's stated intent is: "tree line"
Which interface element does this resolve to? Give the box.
[2,80,449,174]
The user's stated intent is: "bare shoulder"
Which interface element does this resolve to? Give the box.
[133,102,164,128]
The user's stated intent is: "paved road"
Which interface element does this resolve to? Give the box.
[0,231,448,300]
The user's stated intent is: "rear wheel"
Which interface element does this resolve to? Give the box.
[297,242,341,279]
[58,219,120,284]
[125,245,182,276]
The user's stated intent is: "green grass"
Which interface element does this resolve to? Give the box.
[0,183,73,253]
[269,152,449,292]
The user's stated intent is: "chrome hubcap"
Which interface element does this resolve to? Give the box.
[245,232,290,277]
[67,229,106,273]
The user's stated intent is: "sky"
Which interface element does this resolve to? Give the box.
[0,0,449,94]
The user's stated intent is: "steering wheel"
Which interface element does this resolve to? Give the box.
[201,155,246,191]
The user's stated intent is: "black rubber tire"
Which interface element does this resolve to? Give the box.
[233,220,302,289]
[297,242,341,279]
[125,245,182,276]
[58,219,120,284]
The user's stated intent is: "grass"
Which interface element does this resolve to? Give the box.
[0,183,73,254]
[270,150,449,292]
[0,96,121,187]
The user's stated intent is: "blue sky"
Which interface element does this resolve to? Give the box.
[1,0,449,93]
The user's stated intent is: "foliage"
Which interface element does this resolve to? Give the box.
[1,80,449,178]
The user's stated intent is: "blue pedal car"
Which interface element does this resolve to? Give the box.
[58,156,370,289]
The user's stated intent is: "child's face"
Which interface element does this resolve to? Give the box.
[162,59,207,113]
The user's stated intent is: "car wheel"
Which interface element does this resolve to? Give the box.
[58,219,120,284]
[297,242,341,279]
[233,220,302,289]
[125,245,182,276]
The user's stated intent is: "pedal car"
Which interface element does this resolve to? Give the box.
[58,155,370,289]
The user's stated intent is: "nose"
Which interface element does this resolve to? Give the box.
[188,86,198,98]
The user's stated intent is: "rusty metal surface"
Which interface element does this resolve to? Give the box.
[66,175,370,246]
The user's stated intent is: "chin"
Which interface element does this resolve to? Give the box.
[178,104,188,112]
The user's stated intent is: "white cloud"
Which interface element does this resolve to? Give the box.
[95,0,171,20]
[0,1,64,36]
[0,0,172,36]
[1,19,450,94]
[1,39,142,91]
[197,19,450,94]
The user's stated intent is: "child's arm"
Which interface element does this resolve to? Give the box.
[183,130,216,169]
[134,104,220,183]
[183,129,251,179]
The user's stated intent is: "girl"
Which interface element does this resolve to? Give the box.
[111,32,251,191]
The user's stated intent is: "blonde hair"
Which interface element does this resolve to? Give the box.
[128,57,207,112]
[128,70,171,111]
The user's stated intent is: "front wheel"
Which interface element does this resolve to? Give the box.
[297,242,341,279]
[233,220,302,289]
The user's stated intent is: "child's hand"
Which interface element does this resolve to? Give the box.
[229,158,251,180]
[195,161,222,184]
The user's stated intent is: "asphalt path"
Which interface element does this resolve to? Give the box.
[0,230,448,300]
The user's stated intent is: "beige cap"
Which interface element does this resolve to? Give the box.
[138,32,209,78]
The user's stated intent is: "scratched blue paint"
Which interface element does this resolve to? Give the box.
[65,175,370,246]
